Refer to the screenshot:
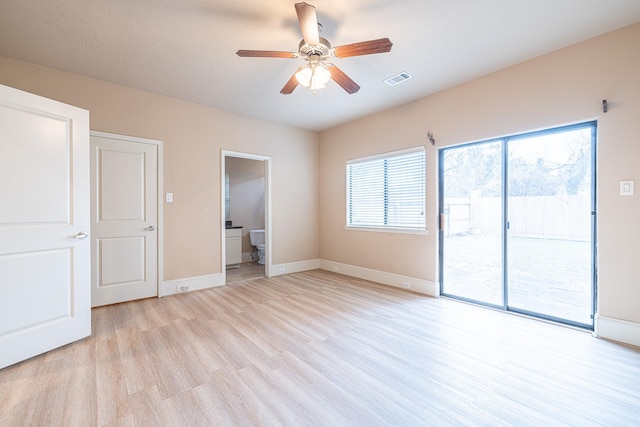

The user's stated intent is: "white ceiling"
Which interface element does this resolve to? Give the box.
[1,0,639,132]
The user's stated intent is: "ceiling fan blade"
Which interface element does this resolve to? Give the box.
[295,2,320,45]
[333,38,393,58]
[236,50,297,58]
[329,65,360,94]
[280,72,299,95]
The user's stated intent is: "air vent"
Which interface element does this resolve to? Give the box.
[384,72,412,86]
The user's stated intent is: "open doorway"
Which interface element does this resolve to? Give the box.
[221,151,271,283]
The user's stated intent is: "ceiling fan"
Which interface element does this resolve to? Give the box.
[236,2,393,95]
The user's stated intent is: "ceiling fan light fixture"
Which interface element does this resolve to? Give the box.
[295,62,331,91]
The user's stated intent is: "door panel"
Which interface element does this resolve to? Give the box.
[99,149,146,221]
[507,128,594,325]
[0,105,70,224]
[441,141,504,306]
[0,84,90,369]
[91,133,158,307]
[99,237,146,286]
[0,249,71,334]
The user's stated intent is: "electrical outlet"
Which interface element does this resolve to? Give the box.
[332,266,339,272]
[177,284,189,293]
[402,282,411,289]
[279,268,286,274]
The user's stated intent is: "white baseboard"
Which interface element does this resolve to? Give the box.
[594,314,640,347]
[162,273,224,297]
[271,259,320,276]
[162,260,438,300]
[162,259,321,296]
[319,260,438,297]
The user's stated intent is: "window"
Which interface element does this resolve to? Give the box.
[346,146,426,231]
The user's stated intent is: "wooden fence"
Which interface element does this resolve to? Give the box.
[443,193,591,241]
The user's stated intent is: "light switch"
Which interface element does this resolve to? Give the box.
[620,180,634,196]
[166,192,174,203]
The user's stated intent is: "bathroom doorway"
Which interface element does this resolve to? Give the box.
[221,150,271,282]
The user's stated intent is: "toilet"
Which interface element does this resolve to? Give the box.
[249,229,266,265]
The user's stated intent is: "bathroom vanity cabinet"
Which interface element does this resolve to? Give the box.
[225,227,242,268]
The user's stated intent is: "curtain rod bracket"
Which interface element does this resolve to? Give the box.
[427,132,436,146]
[602,99,608,113]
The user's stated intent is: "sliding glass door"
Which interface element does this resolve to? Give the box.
[440,141,504,307]
[440,122,596,328]
[506,126,594,325]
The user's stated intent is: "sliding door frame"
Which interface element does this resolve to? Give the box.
[439,121,597,329]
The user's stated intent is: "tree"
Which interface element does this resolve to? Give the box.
[443,142,501,198]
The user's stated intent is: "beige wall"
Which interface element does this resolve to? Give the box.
[1,23,638,327]
[319,23,640,325]
[0,56,319,281]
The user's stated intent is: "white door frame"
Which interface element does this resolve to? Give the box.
[221,150,272,279]
[90,131,164,297]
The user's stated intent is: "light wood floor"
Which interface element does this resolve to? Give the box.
[1,270,640,426]
[226,261,265,284]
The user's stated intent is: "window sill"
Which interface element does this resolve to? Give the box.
[344,226,429,235]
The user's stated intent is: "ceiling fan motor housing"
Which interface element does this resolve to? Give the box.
[298,37,333,59]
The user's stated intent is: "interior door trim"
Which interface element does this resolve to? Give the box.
[221,150,272,280]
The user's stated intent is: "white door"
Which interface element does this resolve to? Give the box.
[0,84,91,369]
[90,132,158,307]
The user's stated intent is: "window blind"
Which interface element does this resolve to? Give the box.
[346,147,425,230]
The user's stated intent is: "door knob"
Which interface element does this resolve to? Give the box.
[144,225,156,232]
[74,231,88,240]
